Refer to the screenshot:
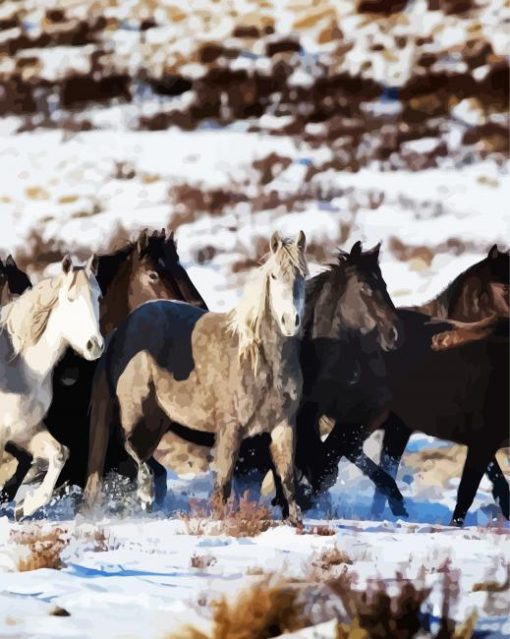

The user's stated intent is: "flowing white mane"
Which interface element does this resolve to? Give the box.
[228,237,308,367]
[0,275,63,357]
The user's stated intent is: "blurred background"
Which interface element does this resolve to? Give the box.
[0,0,508,520]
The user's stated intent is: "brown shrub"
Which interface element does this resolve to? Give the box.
[298,524,337,536]
[14,229,68,273]
[330,572,431,639]
[12,527,68,571]
[472,565,509,593]
[171,576,307,639]
[318,546,353,569]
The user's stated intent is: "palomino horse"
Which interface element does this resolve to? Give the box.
[316,246,509,524]
[84,232,308,523]
[0,255,103,518]
[1,229,208,505]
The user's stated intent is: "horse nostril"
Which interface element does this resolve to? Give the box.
[86,339,93,352]
[392,327,398,342]
[295,314,300,327]
[281,314,286,327]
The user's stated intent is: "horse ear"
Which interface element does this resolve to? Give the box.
[5,255,16,268]
[350,241,362,259]
[137,229,149,253]
[86,253,99,276]
[270,231,282,254]
[367,241,381,259]
[296,230,306,252]
[488,244,499,260]
[62,254,73,274]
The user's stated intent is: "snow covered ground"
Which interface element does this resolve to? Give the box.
[0,118,508,639]
[0,467,509,639]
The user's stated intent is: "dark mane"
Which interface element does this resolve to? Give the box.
[95,242,135,294]
[95,230,183,296]
[304,242,381,326]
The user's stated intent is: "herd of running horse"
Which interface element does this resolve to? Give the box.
[0,229,507,526]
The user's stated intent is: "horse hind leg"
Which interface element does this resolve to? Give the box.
[486,456,509,521]
[451,445,493,527]
[17,430,69,519]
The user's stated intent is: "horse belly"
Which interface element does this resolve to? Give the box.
[0,391,49,445]
[153,366,223,434]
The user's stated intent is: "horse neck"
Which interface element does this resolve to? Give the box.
[304,270,346,340]
[100,259,131,334]
[171,261,207,309]
[22,306,68,381]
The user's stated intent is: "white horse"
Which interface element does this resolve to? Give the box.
[0,254,103,518]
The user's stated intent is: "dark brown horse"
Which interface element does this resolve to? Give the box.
[0,230,207,507]
[415,244,509,322]
[318,246,509,525]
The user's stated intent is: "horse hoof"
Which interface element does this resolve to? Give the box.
[14,504,25,522]
[449,517,464,527]
[389,499,408,518]
[285,516,303,530]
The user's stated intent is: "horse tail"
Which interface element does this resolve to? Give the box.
[83,357,114,508]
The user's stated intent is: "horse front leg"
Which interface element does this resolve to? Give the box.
[211,421,242,518]
[0,442,33,504]
[17,430,69,519]
[270,418,301,526]
[371,413,411,517]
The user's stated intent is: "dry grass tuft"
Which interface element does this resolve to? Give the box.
[329,571,431,639]
[191,554,217,570]
[12,527,68,571]
[179,492,276,538]
[472,565,509,593]
[171,576,307,639]
[318,546,353,569]
[298,524,337,536]
[331,566,476,639]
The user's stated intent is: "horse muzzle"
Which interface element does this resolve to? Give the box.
[380,322,402,351]
[83,336,104,360]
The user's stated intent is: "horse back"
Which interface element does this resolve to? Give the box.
[104,300,208,390]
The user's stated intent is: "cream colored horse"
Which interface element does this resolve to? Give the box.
[85,232,308,524]
[0,254,103,518]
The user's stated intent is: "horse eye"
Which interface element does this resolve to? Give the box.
[271,274,277,280]
[148,271,159,282]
